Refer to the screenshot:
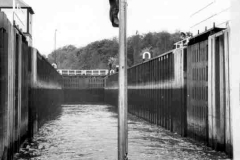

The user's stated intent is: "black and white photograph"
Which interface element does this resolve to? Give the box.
[0,0,239,159]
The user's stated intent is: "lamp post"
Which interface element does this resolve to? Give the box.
[54,29,57,65]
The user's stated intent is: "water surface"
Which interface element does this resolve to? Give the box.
[34,105,228,160]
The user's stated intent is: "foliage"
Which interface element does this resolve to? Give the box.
[47,31,183,69]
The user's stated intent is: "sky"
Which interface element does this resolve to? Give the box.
[21,0,216,56]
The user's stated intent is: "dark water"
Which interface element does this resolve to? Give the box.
[33,105,229,160]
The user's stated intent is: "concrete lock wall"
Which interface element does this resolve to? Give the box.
[62,76,105,104]
[28,48,63,137]
[0,12,63,160]
[207,29,232,154]
[105,47,187,137]
[104,27,232,156]
[186,28,232,155]
[0,12,30,159]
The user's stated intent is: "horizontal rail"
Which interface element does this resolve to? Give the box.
[57,69,109,76]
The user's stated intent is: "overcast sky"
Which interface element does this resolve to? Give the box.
[23,0,214,56]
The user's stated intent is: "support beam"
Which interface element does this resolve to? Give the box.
[118,0,128,160]
[230,0,240,159]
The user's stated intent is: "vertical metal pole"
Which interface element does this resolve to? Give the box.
[12,0,15,25]
[54,29,57,65]
[118,0,128,160]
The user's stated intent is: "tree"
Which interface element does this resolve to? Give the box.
[47,30,182,69]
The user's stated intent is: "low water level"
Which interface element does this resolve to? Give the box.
[33,105,228,160]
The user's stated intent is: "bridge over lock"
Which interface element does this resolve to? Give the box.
[0,9,236,160]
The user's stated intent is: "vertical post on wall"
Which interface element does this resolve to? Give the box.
[208,35,213,147]
[230,0,240,159]
[118,0,128,159]
[17,34,23,151]
[32,48,37,86]
[224,29,232,155]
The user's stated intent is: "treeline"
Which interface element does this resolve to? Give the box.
[47,31,182,69]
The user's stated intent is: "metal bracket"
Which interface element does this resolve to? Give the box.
[124,153,128,160]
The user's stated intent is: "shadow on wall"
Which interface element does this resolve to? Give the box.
[28,89,63,137]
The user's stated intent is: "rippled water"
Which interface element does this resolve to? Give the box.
[34,105,228,160]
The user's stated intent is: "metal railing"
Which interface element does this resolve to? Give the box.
[57,69,109,76]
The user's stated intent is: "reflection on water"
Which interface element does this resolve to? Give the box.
[34,105,228,160]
